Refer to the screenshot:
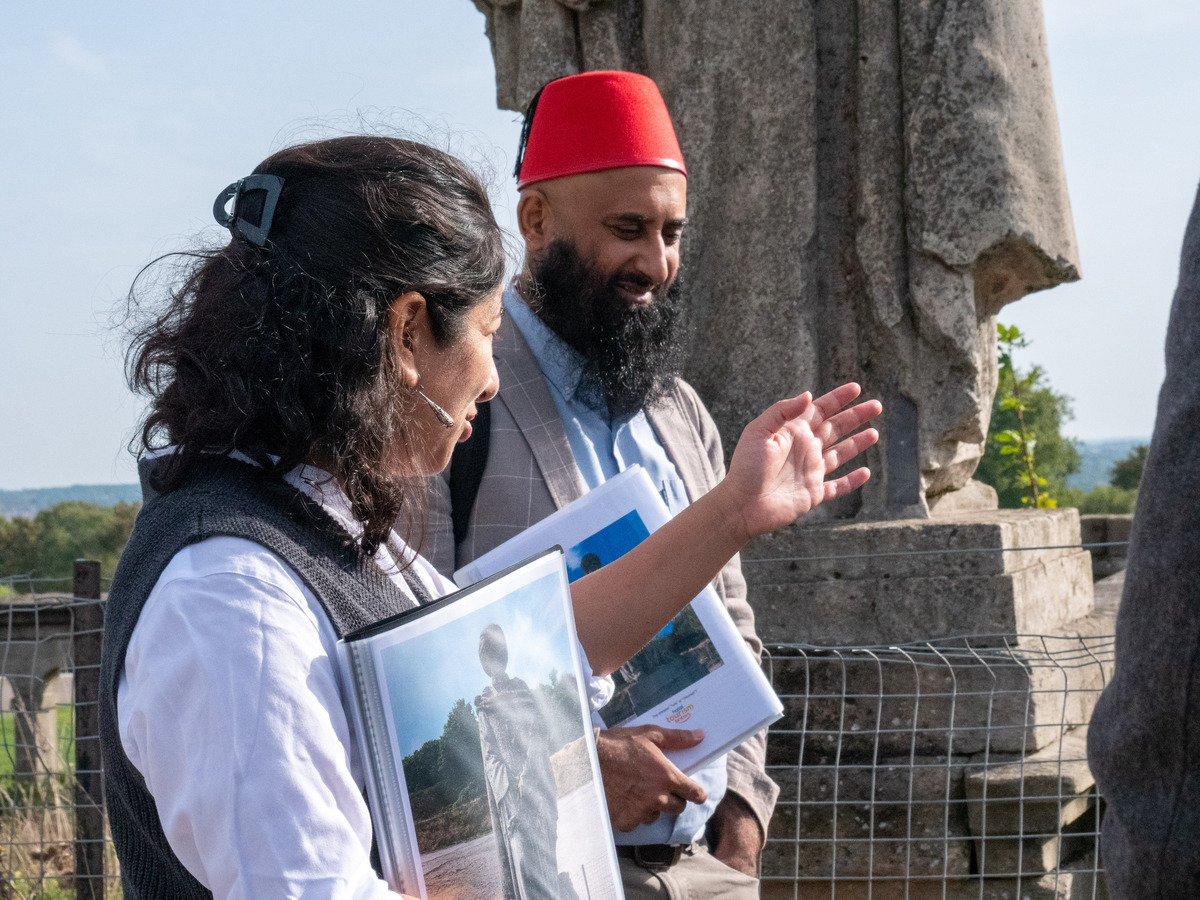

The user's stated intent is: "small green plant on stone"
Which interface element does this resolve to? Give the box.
[992,324,1057,509]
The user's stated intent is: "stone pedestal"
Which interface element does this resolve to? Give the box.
[755,510,1113,893]
[745,508,1094,647]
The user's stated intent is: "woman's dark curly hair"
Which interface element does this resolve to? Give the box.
[126,136,505,555]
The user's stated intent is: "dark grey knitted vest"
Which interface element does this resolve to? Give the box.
[99,456,417,899]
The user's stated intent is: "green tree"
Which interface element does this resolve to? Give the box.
[34,501,139,579]
[402,738,445,795]
[1061,484,1138,514]
[0,515,41,576]
[437,698,485,800]
[1058,443,1146,514]
[976,324,1080,509]
[0,501,139,584]
[1110,444,1149,490]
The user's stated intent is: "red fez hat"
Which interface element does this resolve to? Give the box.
[516,71,687,188]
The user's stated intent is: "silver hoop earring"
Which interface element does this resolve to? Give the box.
[418,388,455,429]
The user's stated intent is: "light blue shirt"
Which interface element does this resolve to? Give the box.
[505,286,727,846]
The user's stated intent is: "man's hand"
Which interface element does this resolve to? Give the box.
[595,726,707,831]
[706,793,763,878]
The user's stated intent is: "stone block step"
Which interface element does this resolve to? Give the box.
[964,727,1100,876]
[965,727,1094,834]
[747,509,1087,584]
[764,756,972,880]
[767,619,1113,760]
[761,863,1107,900]
[758,549,1095,646]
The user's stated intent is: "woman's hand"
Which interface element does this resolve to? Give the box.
[571,382,880,676]
[720,383,881,541]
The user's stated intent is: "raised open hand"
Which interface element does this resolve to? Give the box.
[722,383,881,539]
[571,383,881,676]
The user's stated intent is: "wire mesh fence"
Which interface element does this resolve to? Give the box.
[760,633,1113,899]
[0,552,1120,899]
[1,567,111,900]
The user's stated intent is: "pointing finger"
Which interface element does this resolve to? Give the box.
[667,771,708,806]
[660,792,689,816]
[652,728,706,750]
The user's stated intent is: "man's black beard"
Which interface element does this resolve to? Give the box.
[526,240,687,420]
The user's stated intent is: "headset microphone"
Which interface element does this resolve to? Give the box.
[418,389,455,429]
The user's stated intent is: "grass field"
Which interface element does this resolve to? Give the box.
[0,704,92,898]
[0,705,75,779]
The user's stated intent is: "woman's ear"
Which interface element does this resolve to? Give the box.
[389,291,428,388]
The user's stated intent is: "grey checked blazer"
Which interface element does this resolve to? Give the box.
[424,314,779,836]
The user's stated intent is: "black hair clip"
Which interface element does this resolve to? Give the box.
[212,174,285,246]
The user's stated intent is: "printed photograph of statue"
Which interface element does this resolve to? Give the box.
[475,623,575,900]
[381,569,622,900]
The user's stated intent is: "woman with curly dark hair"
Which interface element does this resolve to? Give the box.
[102,135,879,899]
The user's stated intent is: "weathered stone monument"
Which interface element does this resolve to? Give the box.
[468,1,1106,894]
[470,0,1078,517]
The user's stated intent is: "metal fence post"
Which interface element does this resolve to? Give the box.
[73,560,105,900]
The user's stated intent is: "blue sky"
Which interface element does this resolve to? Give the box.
[2,0,1198,489]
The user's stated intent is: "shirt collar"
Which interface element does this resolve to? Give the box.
[503,282,589,402]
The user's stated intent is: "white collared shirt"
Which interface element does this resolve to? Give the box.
[117,463,610,899]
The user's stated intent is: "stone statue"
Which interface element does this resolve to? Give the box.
[474,623,567,900]
[468,0,1079,518]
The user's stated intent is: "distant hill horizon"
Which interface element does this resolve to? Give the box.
[1065,437,1150,492]
[0,483,142,519]
[1,435,1151,518]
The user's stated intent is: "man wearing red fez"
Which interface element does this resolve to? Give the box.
[428,71,777,898]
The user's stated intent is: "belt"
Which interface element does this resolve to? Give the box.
[615,843,690,871]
